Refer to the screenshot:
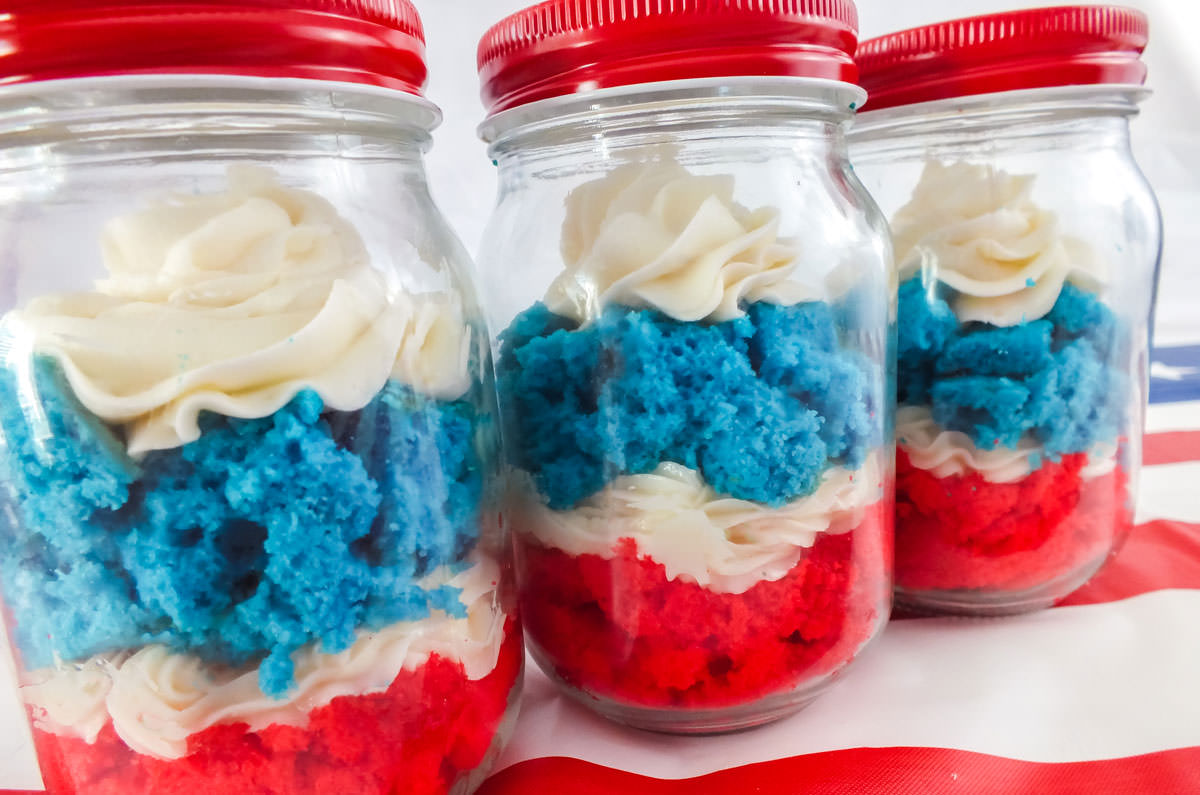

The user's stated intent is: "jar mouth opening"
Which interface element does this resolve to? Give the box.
[0,73,444,132]
[478,76,866,145]
[850,83,1150,132]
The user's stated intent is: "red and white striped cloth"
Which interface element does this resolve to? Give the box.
[0,350,1196,794]
[477,346,1200,795]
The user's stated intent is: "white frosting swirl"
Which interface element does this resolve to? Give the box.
[897,406,1118,483]
[547,158,818,324]
[1080,441,1119,480]
[13,166,472,454]
[892,161,1106,327]
[512,456,883,595]
[21,561,507,761]
[390,290,472,399]
[20,656,117,745]
[896,406,1042,483]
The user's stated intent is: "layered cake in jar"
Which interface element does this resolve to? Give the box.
[0,2,520,792]
[851,6,1161,613]
[477,0,893,732]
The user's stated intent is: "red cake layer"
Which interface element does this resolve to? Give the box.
[895,449,1133,593]
[515,504,889,709]
[29,619,521,795]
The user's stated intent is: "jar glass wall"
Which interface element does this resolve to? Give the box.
[851,87,1162,614]
[480,81,894,733]
[0,78,519,794]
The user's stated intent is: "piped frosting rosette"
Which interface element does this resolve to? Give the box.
[499,154,887,706]
[14,165,472,453]
[892,161,1131,594]
[892,160,1107,327]
[547,159,819,324]
[0,168,516,786]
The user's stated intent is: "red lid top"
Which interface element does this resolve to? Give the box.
[0,0,428,95]
[477,0,861,117]
[856,5,1148,112]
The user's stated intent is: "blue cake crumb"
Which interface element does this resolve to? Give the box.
[327,381,485,628]
[0,355,139,529]
[0,358,483,696]
[497,300,877,509]
[896,276,959,404]
[897,276,1126,454]
[935,322,1054,378]
[750,301,876,463]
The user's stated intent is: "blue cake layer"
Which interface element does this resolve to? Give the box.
[0,359,484,696]
[897,275,1126,455]
[497,301,878,510]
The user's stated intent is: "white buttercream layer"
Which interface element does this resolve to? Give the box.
[548,157,819,324]
[512,456,884,595]
[21,561,507,761]
[897,406,1118,483]
[892,161,1107,327]
[13,166,472,454]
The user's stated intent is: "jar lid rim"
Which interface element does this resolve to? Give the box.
[0,1,429,95]
[856,5,1148,112]
[476,0,862,118]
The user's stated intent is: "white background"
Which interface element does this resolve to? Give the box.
[0,4,1196,788]
[412,0,1199,345]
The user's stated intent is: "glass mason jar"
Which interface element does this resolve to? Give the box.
[0,4,519,794]
[476,0,893,733]
[850,6,1162,615]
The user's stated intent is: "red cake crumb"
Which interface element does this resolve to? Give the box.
[894,449,1133,593]
[29,619,521,795]
[515,505,889,709]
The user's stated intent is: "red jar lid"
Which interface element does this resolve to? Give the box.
[0,0,428,95]
[856,5,1149,112]
[477,0,861,117]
